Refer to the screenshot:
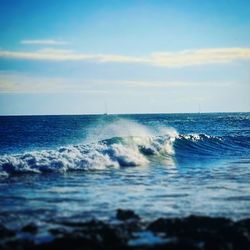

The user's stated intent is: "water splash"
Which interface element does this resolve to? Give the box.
[0,119,247,176]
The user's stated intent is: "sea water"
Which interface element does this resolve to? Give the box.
[0,113,250,228]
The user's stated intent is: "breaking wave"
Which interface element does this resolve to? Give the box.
[0,119,249,176]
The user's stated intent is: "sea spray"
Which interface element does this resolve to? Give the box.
[0,118,248,176]
[0,119,179,175]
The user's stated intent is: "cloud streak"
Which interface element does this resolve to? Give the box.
[0,73,106,94]
[1,48,250,67]
[20,39,68,45]
[0,72,202,94]
[0,74,234,94]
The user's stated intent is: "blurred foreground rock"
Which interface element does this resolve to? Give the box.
[0,210,249,250]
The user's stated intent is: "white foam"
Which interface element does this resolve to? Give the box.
[0,119,179,175]
[178,133,221,141]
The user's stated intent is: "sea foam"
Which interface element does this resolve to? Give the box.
[0,119,178,175]
[0,119,242,176]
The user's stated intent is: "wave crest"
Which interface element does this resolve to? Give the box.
[0,119,248,176]
[0,120,178,175]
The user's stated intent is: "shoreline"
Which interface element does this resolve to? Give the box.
[1,209,249,250]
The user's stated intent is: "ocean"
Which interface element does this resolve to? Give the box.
[0,112,250,231]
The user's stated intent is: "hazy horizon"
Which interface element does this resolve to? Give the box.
[1,111,250,117]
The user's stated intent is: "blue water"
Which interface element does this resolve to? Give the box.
[0,113,250,227]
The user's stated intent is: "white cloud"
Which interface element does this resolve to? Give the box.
[20,39,68,45]
[1,47,250,67]
[150,48,250,67]
[0,72,234,94]
[0,73,106,94]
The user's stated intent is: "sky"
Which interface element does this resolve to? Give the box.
[0,0,250,115]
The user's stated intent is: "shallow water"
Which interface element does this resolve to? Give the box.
[0,113,250,228]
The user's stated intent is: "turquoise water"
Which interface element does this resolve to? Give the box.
[0,113,250,227]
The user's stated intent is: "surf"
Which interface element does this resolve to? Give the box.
[0,119,249,176]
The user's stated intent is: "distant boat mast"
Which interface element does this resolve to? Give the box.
[198,104,201,114]
[104,102,108,115]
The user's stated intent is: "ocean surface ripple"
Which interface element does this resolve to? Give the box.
[0,113,250,221]
[1,118,249,176]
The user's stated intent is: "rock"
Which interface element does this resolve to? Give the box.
[148,216,250,250]
[116,209,140,221]
[22,223,38,234]
[0,224,15,238]
[1,213,250,250]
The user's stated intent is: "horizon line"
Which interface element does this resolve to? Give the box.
[0,111,249,117]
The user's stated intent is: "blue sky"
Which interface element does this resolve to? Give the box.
[0,0,250,114]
